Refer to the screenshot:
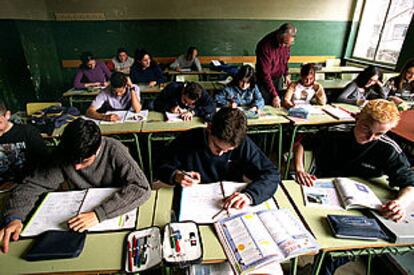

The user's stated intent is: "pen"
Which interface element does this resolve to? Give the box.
[127,241,133,271]
[180,170,196,180]
[135,238,140,266]
[219,180,230,217]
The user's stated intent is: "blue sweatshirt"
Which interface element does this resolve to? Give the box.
[156,128,280,205]
[130,63,166,84]
[153,82,216,122]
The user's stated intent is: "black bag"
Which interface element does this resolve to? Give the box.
[25,230,86,261]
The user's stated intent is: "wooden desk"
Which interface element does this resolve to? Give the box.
[288,66,363,75]
[164,68,227,81]
[0,191,157,275]
[152,185,298,263]
[391,110,414,143]
[282,178,414,275]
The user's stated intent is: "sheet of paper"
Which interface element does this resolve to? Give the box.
[100,110,128,124]
[124,109,149,122]
[80,188,137,231]
[21,191,86,237]
[165,111,184,122]
[179,182,277,223]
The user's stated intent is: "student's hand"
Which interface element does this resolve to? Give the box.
[296,170,317,186]
[180,111,193,121]
[285,75,292,87]
[389,96,404,105]
[126,77,133,87]
[249,106,258,113]
[103,81,110,87]
[68,211,99,232]
[174,170,201,187]
[0,220,23,253]
[271,96,281,108]
[223,192,251,210]
[104,114,121,121]
[170,106,181,114]
[148,81,157,87]
[229,102,238,109]
[175,67,181,72]
[87,82,101,88]
[379,200,405,222]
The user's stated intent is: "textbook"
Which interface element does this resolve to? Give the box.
[100,110,149,124]
[179,181,277,224]
[302,178,382,210]
[165,108,190,122]
[214,208,319,275]
[21,188,137,237]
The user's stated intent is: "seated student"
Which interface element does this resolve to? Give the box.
[386,58,414,105]
[157,107,280,208]
[0,101,48,183]
[130,49,165,87]
[0,118,151,253]
[337,66,387,106]
[283,63,327,108]
[111,48,134,75]
[293,99,414,222]
[153,81,216,122]
[170,47,202,72]
[86,72,142,122]
[215,65,265,111]
[73,52,112,89]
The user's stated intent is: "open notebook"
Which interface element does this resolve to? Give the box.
[21,188,137,237]
[82,110,148,125]
[179,181,277,224]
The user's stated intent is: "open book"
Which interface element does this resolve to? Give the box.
[21,188,137,237]
[165,108,191,122]
[215,208,319,275]
[179,182,277,224]
[302,178,382,210]
[100,110,148,124]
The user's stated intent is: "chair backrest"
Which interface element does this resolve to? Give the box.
[315,73,325,81]
[26,102,62,116]
[341,73,358,80]
[383,73,399,82]
[175,74,200,82]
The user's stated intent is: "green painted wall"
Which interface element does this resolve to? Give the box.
[12,19,351,98]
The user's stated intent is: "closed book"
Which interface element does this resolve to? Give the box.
[327,215,389,241]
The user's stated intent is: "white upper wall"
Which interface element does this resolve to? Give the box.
[0,0,356,21]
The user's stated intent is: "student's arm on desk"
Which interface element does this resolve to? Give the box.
[293,142,317,186]
[130,84,142,112]
[86,93,120,121]
[0,167,64,253]
[238,138,280,206]
[380,186,414,222]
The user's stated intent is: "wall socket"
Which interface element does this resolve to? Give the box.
[55,13,106,21]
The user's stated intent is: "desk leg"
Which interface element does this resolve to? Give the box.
[366,253,372,275]
[278,124,283,171]
[69,96,73,107]
[284,125,299,179]
[133,133,144,171]
[147,133,154,182]
[290,257,298,275]
[312,251,326,275]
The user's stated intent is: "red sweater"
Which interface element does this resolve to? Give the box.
[256,31,290,97]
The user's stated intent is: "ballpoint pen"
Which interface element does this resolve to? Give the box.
[219,180,230,217]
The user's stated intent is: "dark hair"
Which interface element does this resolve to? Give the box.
[116,48,128,61]
[355,66,383,88]
[80,51,95,69]
[135,48,157,69]
[300,63,316,78]
[58,118,102,164]
[210,107,247,147]
[230,65,256,87]
[396,58,414,90]
[110,72,128,88]
[0,100,7,115]
[182,82,203,100]
[186,47,198,61]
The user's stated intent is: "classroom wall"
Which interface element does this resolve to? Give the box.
[0,0,356,110]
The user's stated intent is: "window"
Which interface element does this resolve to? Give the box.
[352,0,414,64]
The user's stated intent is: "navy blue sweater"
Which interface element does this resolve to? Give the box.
[156,128,280,205]
[130,63,166,84]
[153,82,216,122]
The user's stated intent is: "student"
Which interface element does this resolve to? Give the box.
[86,72,141,121]
[293,99,414,222]
[256,23,297,107]
[130,49,165,87]
[111,48,134,75]
[170,47,202,72]
[283,63,326,108]
[0,101,48,183]
[0,118,151,253]
[157,107,280,208]
[215,65,265,111]
[73,52,112,89]
[386,58,414,104]
[153,81,216,122]
[337,66,387,106]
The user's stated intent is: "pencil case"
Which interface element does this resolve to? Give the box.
[124,221,203,273]
[288,107,309,119]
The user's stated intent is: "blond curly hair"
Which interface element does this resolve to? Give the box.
[359,99,400,124]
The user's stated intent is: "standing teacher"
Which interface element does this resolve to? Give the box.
[256,23,297,107]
